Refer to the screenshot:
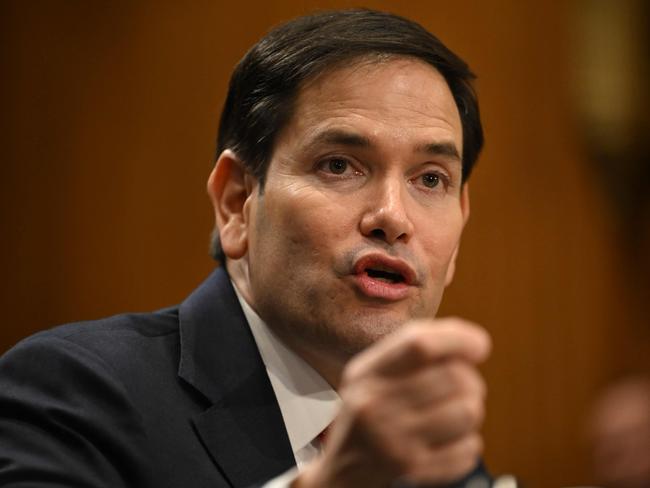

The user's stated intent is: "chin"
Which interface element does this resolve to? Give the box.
[325,310,410,356]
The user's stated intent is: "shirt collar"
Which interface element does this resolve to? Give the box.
[232,284,341,456]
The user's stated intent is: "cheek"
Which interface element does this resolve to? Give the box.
[418,209,465,267]
[262,190,353,256]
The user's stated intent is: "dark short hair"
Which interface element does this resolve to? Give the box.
[211,8,483,261]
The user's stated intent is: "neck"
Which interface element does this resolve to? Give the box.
[226,259,345,389]
[286,342,344,389]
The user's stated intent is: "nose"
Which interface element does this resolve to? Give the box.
[359,177,414,245]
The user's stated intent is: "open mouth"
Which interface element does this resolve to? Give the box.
[353,253,416,286]
[365,267,405,284]
[352,253,415,300]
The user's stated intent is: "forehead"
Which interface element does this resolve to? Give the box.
[281,56,462,152]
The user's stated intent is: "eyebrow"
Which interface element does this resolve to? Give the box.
[308,129,461,162]
[416,142,461,162]
[312,129,371,148]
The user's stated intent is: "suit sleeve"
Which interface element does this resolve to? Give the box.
[0,334,152,487]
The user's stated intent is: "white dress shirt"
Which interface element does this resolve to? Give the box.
[233,285,341,485]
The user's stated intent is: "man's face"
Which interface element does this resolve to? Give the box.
[226,57,468,375]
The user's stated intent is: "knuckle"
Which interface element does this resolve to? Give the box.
[437,315,466,330]
[472,434,484,456]
[341,356,367,384]
[450,362,486,397]
[340,363,359,386]
[474,373,488,398]
[473,397,486,426]
[463,433,484,458]
[398,324,422,344]
[345,388,378,425]
[401,335,432,362]
[460,397,485,427]
[455,396,485,429]
[446,360,468,385]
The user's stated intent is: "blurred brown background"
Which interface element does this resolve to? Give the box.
[2,1,649,486]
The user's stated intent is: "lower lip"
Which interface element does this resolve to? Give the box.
[353,274,411,300]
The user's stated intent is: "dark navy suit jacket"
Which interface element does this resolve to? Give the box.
[0,267,488,487]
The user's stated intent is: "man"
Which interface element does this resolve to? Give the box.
[0,9,490,488]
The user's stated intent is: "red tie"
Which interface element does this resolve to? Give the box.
[316,425,330,446]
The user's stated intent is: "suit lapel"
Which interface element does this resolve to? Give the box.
[178,268,295,487]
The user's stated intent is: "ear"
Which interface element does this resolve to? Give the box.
[207,150,255,260]
[444,183,471,287]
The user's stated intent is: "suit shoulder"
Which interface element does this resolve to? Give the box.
[2,307,181,374]
[21,307,177,345]
[0,314,163,487]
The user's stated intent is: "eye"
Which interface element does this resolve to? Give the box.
[411,170,452,194]
[316,156,361,178]
[421,173,440,188]
[328,158,348,175]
